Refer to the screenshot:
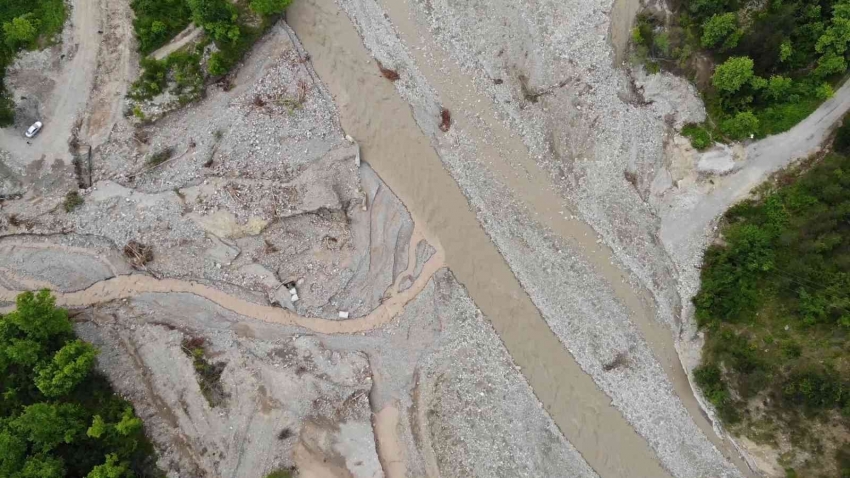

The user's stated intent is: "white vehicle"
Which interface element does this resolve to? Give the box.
[25,121,43,138]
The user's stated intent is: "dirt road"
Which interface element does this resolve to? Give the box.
[0,0,102,166]
[151,24,202,60]
[661,78,850,259]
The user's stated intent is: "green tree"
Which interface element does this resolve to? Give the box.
[114,407,142,437]
[764,75,793,101]
[720,111,759,140]
[86,454,131,478]
[150,20,166,35]
[816,0,850,77]
[687,0,730,20]
[35,340,97,398]
[249,0,293,16]
[186,0,236,29]
[701,13,739,49]
[712,56,755,94]
[20,454,64,478]
[816,82,835,99]
[779,40,793,63]
[0,291,160,476]
[2,15,40,49]
[207,52,228,75]
[87,415,108,439]
[205,20,240,43]
[12,403,85,452]
[0,429,27,476]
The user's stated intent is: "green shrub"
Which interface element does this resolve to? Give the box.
[720,111,759,140]
[265,469,293,478]
[682,123,712,150]
[63,191,83,212]
[207,51,228,76]
[249,0,293,16]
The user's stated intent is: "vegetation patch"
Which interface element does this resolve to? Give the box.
[129,50,205,105]
[264,469,294,478]
[0,291,162,477]
[128,0,294,116]
[693,129,850,476]
[681,123,713,150]
[630,0,850,147]
[130,0,192,55]
[0,0,67,125]
[63,190,84,212]
[181,337,227,407]
[145,146,175,167]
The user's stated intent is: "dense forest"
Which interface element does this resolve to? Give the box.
[633,0,850,146]
[0,291,161,478]
[693,121,850,476]
[0,0,66,125]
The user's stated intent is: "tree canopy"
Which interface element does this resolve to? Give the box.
[0,291,161,478]
[634,0,850,142]
[693,126,850,475]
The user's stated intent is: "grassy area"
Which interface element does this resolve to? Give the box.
[0,291,162,477]
[693,123,850,476]
[630,0,849,146]
[0,0,67,125]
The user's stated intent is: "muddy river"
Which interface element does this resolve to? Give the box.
[286,1,679,477]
